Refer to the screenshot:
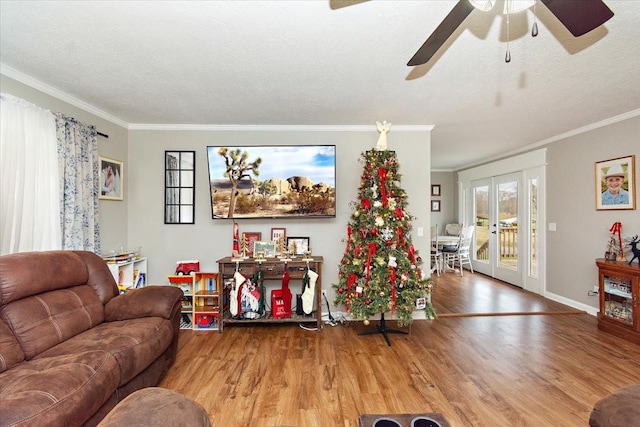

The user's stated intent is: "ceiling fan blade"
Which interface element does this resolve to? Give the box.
[540,0,614,37]
[407,0,475,66]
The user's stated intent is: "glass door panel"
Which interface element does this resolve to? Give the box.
[497,180,518,272]
[474,185,490,266]
[529,177,538,278]
[493,173,522,286]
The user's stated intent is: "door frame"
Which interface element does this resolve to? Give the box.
[458,149,546,295]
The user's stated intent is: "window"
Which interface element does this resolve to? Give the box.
[165,151,195,224]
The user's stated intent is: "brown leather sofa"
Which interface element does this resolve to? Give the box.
[0,250,183,427]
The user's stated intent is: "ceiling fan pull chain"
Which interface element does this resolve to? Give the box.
[505,8,511,63]
[531,0,539,37]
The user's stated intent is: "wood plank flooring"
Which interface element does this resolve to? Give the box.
[159,272,640,426]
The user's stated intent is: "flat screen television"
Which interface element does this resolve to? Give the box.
[207,145,336,219]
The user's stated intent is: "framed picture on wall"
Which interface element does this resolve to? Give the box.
[595,155,636,210]
[431,200,441,212]
[431,184,441,197]
[99,156,124,201]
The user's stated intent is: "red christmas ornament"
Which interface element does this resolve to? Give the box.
[378,167,388,207]
[338,287,345,294]
[361,199,371,210]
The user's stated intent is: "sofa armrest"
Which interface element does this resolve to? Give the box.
[104,286,183,322]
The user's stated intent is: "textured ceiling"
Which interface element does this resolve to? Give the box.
[1,0,638,170]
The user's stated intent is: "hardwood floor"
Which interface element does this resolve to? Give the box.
[159,273,640,426]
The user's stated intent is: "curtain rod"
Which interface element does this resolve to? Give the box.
[97,131,109,139]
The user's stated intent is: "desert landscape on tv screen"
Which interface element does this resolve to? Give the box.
[207,145,336,219]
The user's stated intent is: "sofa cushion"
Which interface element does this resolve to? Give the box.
[35,317,174,386]
[97,387,212,427]
[0,319,24,373]
[0,285,104,359]
[0,350,119,427]
[105,286,184,322]
[589,383,640,427]
[0,250,89,305]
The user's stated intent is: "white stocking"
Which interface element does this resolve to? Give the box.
[301,269,318,315]
[230,272,246,316]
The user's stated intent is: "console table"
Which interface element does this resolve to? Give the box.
[216,256,324,331]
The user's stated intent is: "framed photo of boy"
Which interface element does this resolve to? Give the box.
[99,156,124,201]
[595,155,636,211]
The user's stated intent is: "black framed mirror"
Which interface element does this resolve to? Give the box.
[165,151,195,224]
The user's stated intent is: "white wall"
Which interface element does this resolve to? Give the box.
[545,115,639,310]
[127,129,432,302]
[430,171,457,231]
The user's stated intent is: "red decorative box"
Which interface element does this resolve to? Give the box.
[271,289,292,319]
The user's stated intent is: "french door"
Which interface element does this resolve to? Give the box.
[466,167,542,293]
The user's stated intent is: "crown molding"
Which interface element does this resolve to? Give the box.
[127,123,435,132]
[1,65,435,133]
[1,64,129,128]
[455,109,640,172]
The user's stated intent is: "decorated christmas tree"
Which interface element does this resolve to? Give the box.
[333,122,435,328]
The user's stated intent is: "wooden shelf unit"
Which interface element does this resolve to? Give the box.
[168,272,223,331]
[168,275,195,329]
[192,272,221,331]
[106,257,147,291]
[596,259,640,345]
[217,256,323,332]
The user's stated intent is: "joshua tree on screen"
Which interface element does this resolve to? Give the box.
[217,147,262,218]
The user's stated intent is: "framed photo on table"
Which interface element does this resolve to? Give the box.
[253,241,276,258]
[99,156,124,201]
[241,232,261,257]
[595,155,636,211]
[271,227,286,242]
[271,228,286,255]
[287,237,310,255]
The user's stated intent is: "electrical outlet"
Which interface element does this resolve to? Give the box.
[593,285,599,292]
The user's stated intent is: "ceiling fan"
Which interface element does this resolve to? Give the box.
[407,0,614,66]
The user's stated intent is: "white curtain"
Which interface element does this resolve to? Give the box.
[55,113,101,252]
[0,93,61,254]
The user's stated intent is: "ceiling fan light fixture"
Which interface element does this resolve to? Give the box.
[469,0,534,14]
[503,0,535,14]
[468,0,496,12]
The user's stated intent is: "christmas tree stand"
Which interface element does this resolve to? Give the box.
[358,313,407,346]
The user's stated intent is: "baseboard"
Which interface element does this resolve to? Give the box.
[544,291,598,316]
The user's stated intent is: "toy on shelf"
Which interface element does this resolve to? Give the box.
[175,260,199,275]
[609,222,625,261]
[628,235,640,266]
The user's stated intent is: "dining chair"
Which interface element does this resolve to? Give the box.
[442,225,475,276]
[430,225,443,276]
[444,223,463,236]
